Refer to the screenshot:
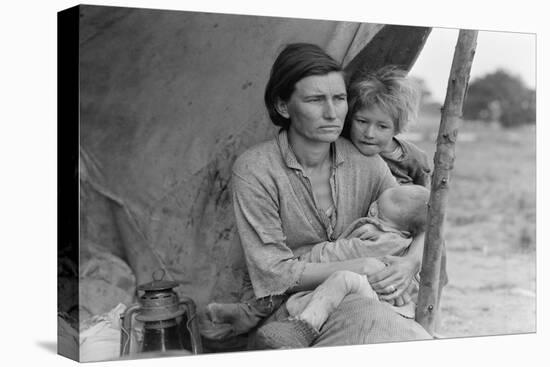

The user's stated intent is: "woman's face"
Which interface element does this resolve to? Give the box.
[278,71,347,144]
[349,105,396,156]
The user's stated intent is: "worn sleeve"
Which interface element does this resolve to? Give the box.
[299,217,411,263]
[232,172,306,298]
[298,233,411,263]
[410,151,431,188]
[407,142,432,188]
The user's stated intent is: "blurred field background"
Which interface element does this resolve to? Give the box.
[403,100,536,338]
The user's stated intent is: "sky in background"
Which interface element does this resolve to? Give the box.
[409,28,536,104]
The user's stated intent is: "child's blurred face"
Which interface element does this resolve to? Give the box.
[350,105,396,156]
[367,190,403,230]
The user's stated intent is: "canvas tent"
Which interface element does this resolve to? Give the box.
[63,5,433,330]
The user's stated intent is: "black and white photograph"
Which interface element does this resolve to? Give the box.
[2,1,546,366]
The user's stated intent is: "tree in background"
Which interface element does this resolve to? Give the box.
[411,77,432,104]
[411,76,443,118]
[463,69,535,127]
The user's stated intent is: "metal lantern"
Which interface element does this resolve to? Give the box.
[120,270,202,356]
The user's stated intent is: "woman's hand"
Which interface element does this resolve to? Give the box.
[352,257,387,276]
[368,255,419,301]
[384,291,412,306]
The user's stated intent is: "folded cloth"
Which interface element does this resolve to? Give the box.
[80,303,140,362]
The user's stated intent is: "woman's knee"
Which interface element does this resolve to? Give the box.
[342,293,381,312]
[314,294,430,346]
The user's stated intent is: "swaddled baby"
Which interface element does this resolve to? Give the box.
[203,185,429,345]
[256,184,430,348]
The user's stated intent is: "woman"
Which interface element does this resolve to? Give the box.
[231,43,430,348]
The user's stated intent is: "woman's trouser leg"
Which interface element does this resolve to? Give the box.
[313,293,432,346]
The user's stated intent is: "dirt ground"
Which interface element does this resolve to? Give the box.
[409,110,536,338]
[438,251,535,337]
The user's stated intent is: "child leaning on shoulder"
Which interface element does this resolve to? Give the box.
[343,65,431,187]
[343,65,448,327]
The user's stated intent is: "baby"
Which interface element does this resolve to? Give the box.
[297,184,429,265]
[203,185,430,345]
[255,184,430,348]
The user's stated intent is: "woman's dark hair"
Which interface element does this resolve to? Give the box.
[264,43,343,129]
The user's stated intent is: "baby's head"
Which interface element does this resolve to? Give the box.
[368,185,430,235]
[342,66,420,156]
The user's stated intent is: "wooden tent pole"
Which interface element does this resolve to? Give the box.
[415,29,478,335]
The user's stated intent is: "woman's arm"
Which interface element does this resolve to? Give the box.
[232,170,304,298]
[369,231,425,300]
[232,164,385,298]
[294,231,423,298]
[298,233,410,263]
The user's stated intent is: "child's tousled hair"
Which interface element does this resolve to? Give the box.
[342,65,420,138]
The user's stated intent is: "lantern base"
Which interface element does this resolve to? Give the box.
[142,322,184,353]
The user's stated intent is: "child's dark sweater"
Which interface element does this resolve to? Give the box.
[380,137,431,187]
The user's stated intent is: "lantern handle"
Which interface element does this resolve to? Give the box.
[120,304,141,356]
[179,296,203,354]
